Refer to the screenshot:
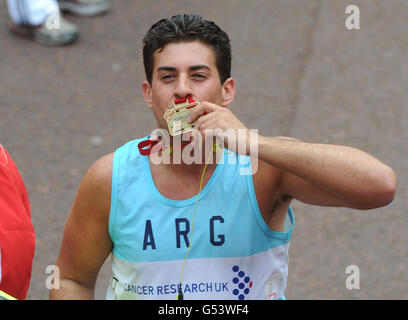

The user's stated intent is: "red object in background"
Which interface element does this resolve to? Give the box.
[0,145,35,300]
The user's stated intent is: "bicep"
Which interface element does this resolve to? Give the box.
[56,154,113,289]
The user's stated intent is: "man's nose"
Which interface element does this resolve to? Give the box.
[174,76,193,99]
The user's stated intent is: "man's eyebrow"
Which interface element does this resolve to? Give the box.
[189,65,212,71]
[157,66,176,72]
[156,65,212,72]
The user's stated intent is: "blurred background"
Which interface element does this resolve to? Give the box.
[0,0,407,299]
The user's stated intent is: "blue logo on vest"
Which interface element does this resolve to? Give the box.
[232,265,252,300]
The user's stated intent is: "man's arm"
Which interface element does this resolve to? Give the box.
[190,102,397,210]
[257,136,397,210]
[50,153,113,299]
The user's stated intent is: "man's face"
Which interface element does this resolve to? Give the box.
[142,40,233,130]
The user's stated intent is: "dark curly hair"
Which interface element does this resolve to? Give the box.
[143,14,232,85]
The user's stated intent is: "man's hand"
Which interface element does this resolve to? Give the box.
[188,101,256,155]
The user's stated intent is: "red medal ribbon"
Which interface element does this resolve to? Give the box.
[138,138,161,156]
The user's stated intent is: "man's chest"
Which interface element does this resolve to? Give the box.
[148,157,288,232]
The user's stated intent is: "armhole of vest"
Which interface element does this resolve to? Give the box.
[108,147,121,244]
[245,158,292,241]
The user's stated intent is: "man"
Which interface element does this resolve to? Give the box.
[0,145,35,300]
[7,0,111,46]
[50,14,396,300]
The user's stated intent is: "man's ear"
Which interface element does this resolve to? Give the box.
[142,80,153,109]
[221,77,236,107]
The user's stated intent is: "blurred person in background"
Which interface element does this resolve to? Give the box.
[0,145,35,300]
[7,0,111,46]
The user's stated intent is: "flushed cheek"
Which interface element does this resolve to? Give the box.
[151,94,172,112]
[197,86,224,104]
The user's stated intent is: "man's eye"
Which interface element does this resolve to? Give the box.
[193,74,206,79]
[161,74,175,80]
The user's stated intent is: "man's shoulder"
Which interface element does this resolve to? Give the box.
[251,157,284,201]
[84,134,148,188]
[87,153,115,186]
[88,136,147,176]
[252,156,281,186]
[73,153,115,217]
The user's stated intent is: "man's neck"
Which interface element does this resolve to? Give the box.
[148,142,224,178]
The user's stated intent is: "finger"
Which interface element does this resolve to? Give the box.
[197,117,220,134]
[195,107,218,125]
[189,101,219,123]
[195,111,219,131]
